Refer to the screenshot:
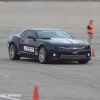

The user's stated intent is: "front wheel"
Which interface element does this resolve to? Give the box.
[78,60,89,64]
[9,43,20,60]
[38,46,48,64]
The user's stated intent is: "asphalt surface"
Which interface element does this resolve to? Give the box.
[0,29,100,100]
[0,1,100,100]
[0,2,100,29]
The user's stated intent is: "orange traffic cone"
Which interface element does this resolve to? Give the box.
[91,49,95,56]
[33,86,40,100]
[7,30,10,33]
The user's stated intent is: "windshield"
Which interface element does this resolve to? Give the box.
[36,30,73,39]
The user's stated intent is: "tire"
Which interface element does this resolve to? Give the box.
[78,60,89,64]
[38,46,48,64]
[9,43,20,60]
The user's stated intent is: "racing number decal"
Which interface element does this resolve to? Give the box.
[24,46,34,52]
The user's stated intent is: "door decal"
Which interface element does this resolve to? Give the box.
[24,46,34,52]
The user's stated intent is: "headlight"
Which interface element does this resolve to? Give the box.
[53,46,70,50]
[53,46,59,50]
[84,45,91,50]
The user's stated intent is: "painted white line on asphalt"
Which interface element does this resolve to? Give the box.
[0,73,10,78]
[52,66,93,78]
[0,96,20,100]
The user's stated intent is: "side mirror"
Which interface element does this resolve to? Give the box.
[28,36,36,41]
[71,36,75,39]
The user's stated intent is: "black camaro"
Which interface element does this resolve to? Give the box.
[8,28,91,64]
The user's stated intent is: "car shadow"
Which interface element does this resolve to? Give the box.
[19,58,79,65]
[2,58,87,65]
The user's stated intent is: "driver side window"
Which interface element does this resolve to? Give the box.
[22,30,35,38]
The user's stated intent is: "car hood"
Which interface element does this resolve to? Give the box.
[43,38,88,46]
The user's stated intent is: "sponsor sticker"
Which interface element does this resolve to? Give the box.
[24,39,30,44]
[24,46,34,52]
[35,52,38,55]
[35,48,37,50]
[35,50,38,55]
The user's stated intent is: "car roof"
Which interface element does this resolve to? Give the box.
[18,28,62,36]
[25,28,62,31]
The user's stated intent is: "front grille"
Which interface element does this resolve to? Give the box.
[53,46,90,51]
[60,55,86,59]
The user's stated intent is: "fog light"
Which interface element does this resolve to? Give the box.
[53,53,56,57]
[87,53,90,56]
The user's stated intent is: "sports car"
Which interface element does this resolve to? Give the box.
[7,28,91,64]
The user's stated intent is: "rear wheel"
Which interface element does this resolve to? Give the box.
[78,60,89,64]
[9,43,20,60]
[38,46,48,64]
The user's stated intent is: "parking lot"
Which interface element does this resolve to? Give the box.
[0,28,100,100]
[0,2,100,100]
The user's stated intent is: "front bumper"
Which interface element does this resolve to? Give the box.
[48,49,91,61]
